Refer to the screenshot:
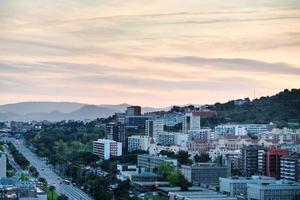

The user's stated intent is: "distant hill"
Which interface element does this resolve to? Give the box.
[0,102,84,115]
[206,89,300,125]
[0,102,161,122]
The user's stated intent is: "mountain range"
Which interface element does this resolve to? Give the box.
[0,102,162,122]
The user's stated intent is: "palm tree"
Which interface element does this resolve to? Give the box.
[49,185,55,200]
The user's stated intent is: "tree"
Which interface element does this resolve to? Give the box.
[157,162,175,179]
[293,195,300,200]
[178,173,189,191]
[167,171,180,186]
[19,173,29,181]
[194,153,210,163]
[49,185,56,200]
[177,151,190,165]
[29,165,39,177]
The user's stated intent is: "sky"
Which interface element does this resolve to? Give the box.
[0,0,300,107]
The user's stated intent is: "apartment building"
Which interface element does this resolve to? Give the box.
[93,139,122,160]
[281,153,300,182]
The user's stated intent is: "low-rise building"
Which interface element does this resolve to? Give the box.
[215,124,247,137]
[219,176,275,198]
[181,163,231,188]
[247,181,300,200]
[161,186,237,200]
[137,155,177,172]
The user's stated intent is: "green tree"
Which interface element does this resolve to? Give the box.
[167,171,180,186]
[19,173,29,181]
[157,162,175,179]
[49,185,56,200]
[178,173,189,191]
[177,151,190,165]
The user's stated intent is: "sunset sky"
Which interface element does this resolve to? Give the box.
[1,0,300,107]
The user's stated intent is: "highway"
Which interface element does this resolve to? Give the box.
[2,137,93,200]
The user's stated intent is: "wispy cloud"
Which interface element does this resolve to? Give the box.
[0,0,299,106]
[148,56,300,75]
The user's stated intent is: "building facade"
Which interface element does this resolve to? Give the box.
[126,106,141,116]
[181,163,231,187]
[93,139,122,160]
[127,135,149,152]
[182,112,201,133]
[247,181,300,200]
[281,153,300,182]
[0,152,6,178]
[220,176,275,198]
[145,119,164,138]
[241,145,265,177]
[137,155,177,172]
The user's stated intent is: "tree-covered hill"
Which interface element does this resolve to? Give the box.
[206,89,300,125]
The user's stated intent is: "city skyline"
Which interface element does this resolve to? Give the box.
[1,0,300,107]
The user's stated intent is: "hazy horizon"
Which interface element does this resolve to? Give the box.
[1,0,300,107]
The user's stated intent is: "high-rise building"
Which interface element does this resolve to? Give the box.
[105,122,125,148]
[182,112,201,133]
[105,122,118,140]
[241,145,266,177]
[126,106,141,116]
[0,152,6,178]
[125,116,151,128]
[145,119,164,138]
[264,147,288,179]
[93,139,122,160]
[281,153,300,182]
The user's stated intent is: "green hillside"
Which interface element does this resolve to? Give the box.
[205,89,300,127]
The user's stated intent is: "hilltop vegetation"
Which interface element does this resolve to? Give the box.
[204,89,300,126]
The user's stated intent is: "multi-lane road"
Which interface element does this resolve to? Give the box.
[2,137,93,200]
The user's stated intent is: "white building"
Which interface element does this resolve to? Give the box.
[93,139,122,160]
[244,123,270,134]
[157,132,175,146]
[145,119,164,138]
[174,133,189,147]
[209,147,241,162]
[127,135,149,152]
[215,124,247,136]
[0,152,6,178]
[183,112,201,133]
[188,128,212,141]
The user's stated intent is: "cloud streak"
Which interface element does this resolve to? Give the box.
[0,0,300,106]
[148,56,300,75]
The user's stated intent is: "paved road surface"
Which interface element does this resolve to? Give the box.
[2,137,93,200]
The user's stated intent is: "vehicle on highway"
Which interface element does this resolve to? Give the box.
[64,180,71,185]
